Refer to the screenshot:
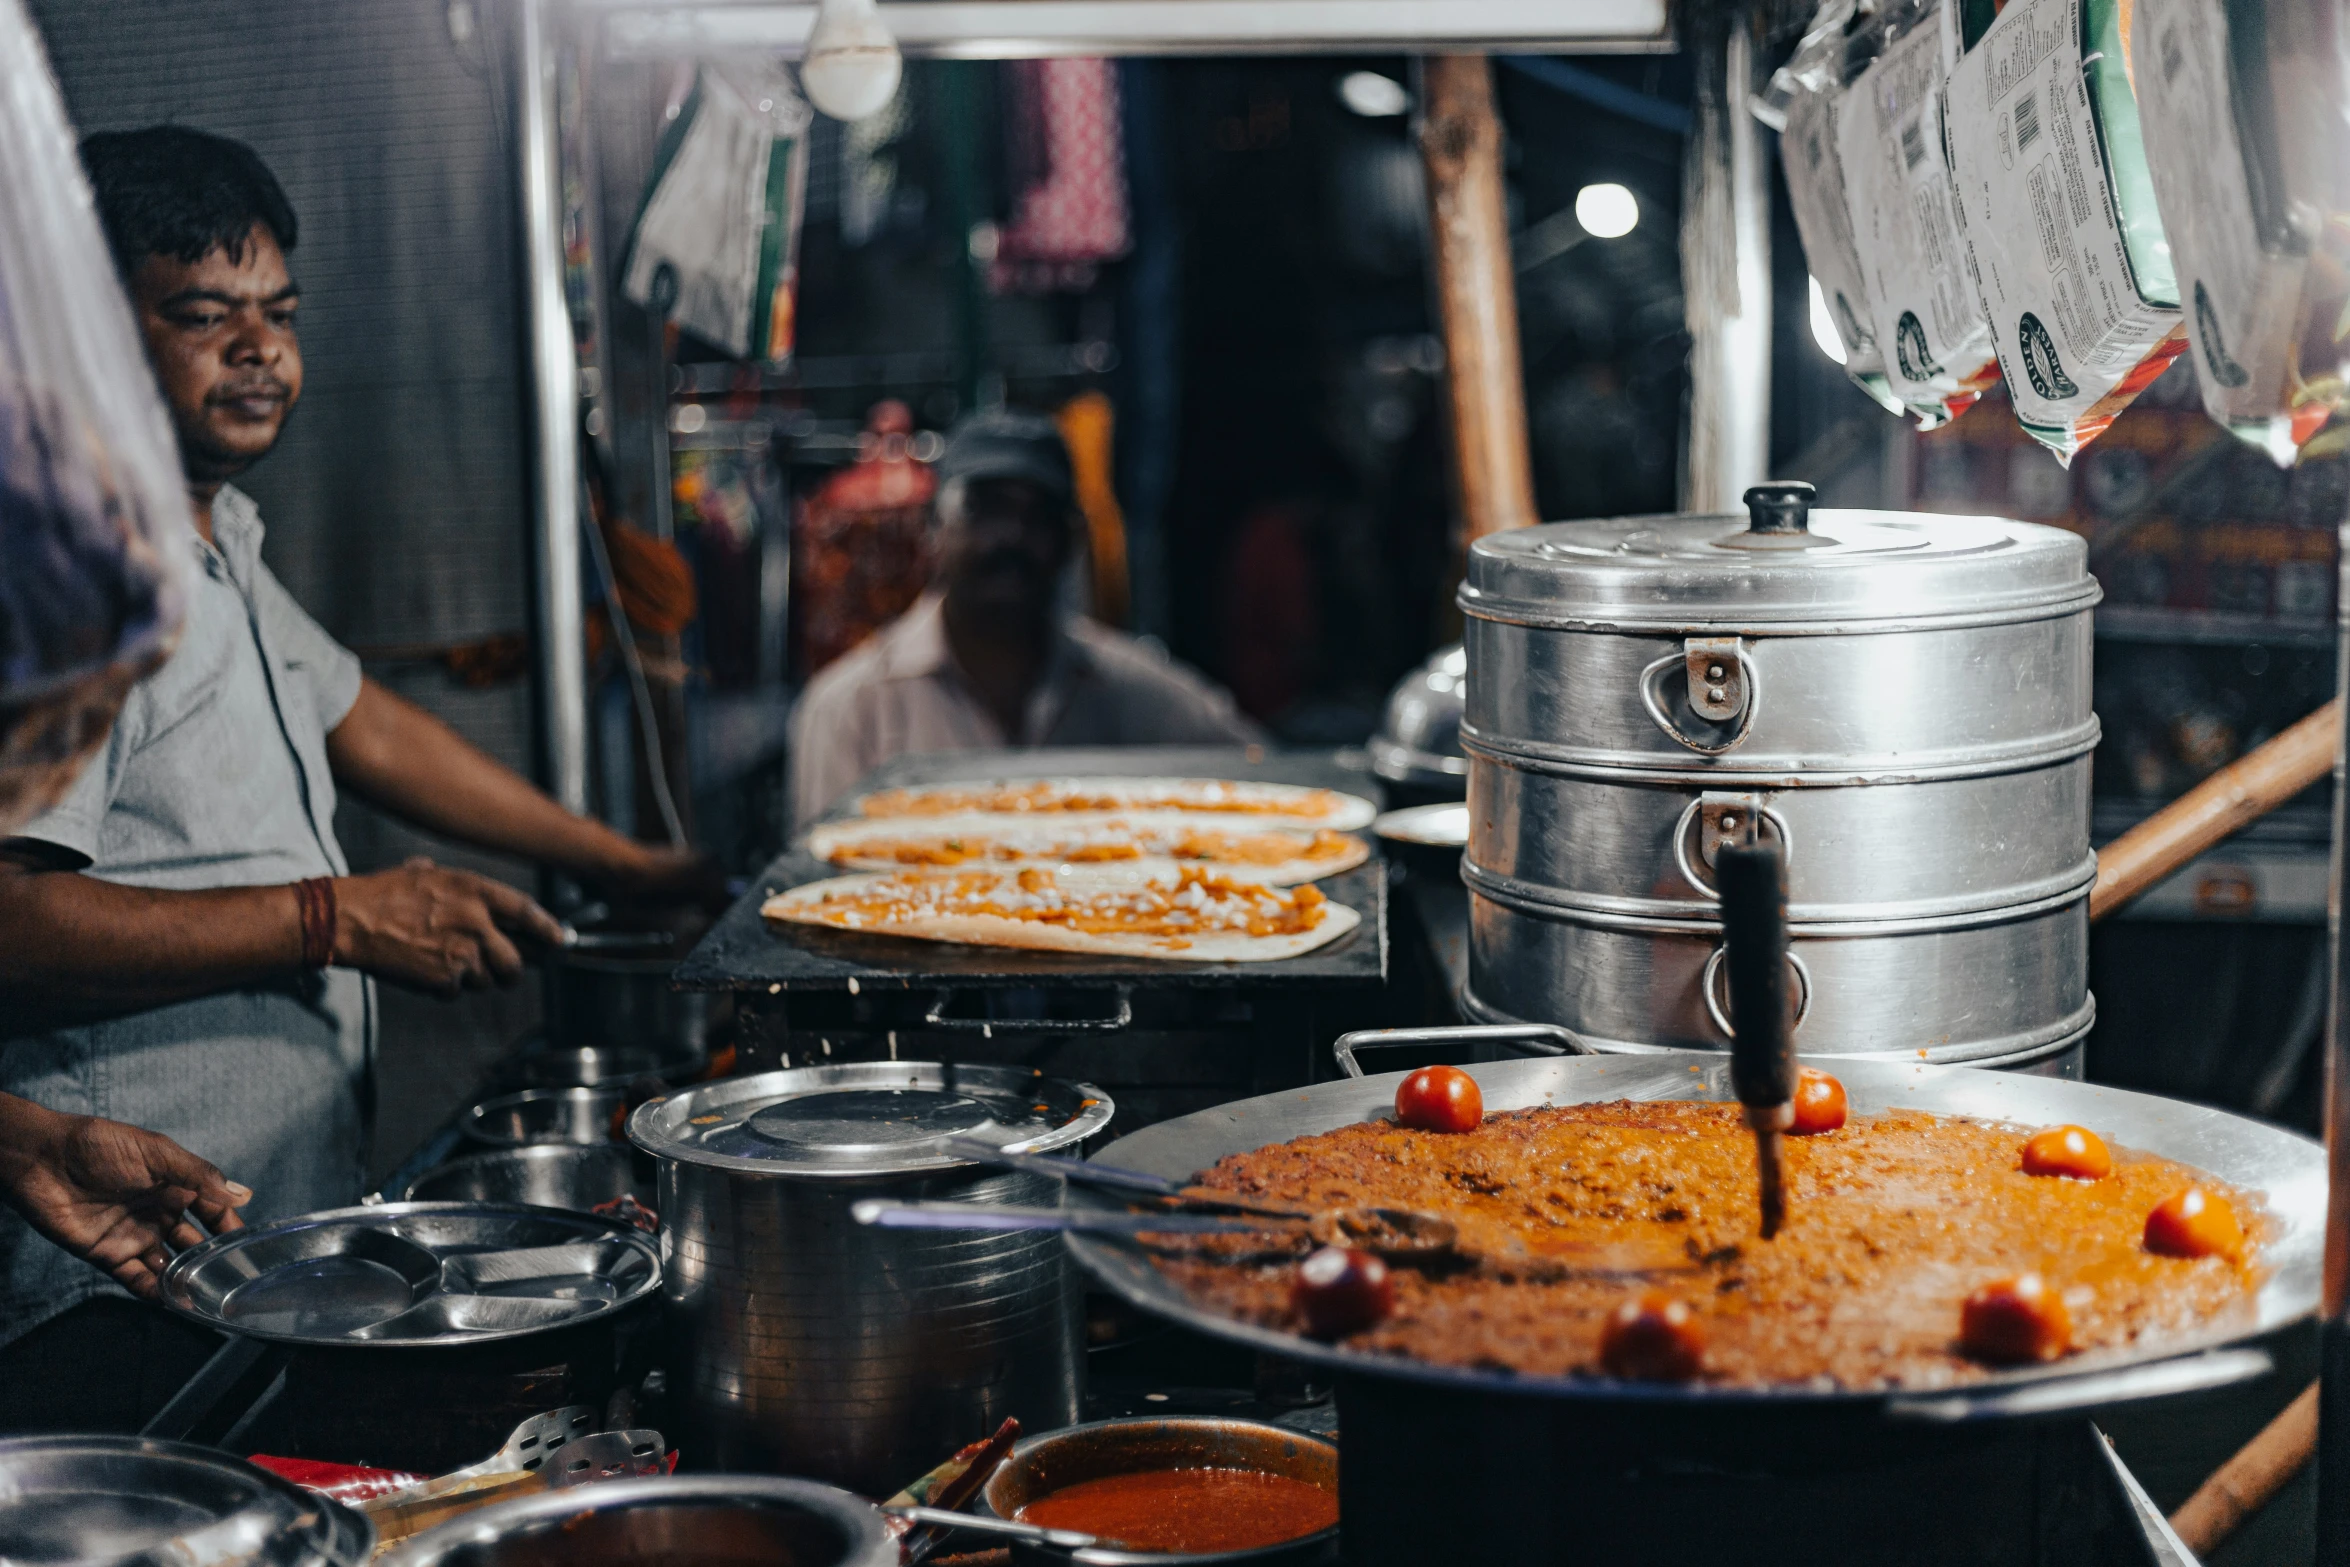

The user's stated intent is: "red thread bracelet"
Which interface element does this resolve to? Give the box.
[295,877,337,968]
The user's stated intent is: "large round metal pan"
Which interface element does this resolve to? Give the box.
[1066,1053,2323,1420]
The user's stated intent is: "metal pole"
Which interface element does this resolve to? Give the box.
[2317,512,2350,1558]
[1680,7,1771,512]
[518,0,590,814]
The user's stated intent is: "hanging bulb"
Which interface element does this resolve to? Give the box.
[801,0,902,122]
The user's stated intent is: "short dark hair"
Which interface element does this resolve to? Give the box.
[78,126,296,281]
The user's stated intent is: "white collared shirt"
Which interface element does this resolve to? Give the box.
[787,592,1262,825]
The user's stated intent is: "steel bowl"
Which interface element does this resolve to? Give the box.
[399,1145,649,1217]
[0,1435,373,1567]
[462,1088,633,1148]
[979,1417,1339,1565]
[1368,643,1469,802]
[376,1475,894,1567]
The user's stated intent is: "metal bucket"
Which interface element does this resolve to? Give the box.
[628,1064,1114,1493]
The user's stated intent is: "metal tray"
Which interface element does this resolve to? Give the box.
[1066,1054,2325,1420]
[160,1203,661,1348]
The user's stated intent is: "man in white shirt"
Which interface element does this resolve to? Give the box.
[789,411,1261,825]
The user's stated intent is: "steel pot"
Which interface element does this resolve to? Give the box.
[0,1435,373,1567]
[463,1087,632,1148]
[628,1063,1115,1493]
[400,1144,651,1216]
[1458,484,2099,1061]
[977,1417,1339,1565]
[376,1475,894,1567]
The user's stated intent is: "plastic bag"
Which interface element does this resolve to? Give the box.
[1767,0,1911,417]
[621,66,813,362]
[2135,0,2350,464]
[1944,0,2187,463]
[1838,0,2006,427]
[0,0,188,831]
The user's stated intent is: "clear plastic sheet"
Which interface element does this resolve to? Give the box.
[0,0,188,830]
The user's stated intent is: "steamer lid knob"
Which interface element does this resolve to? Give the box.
[1743,481,1815,535]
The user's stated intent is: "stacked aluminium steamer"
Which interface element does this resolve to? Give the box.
[1775,0,2350,466]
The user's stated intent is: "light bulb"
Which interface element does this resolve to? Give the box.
[1573,182,1638,240]
[1338,71,1410,118]
[801,0,901,122]
[1808,275,1848,366]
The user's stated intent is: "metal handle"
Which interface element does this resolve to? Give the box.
[941,1136,1186,1201]
[851,1199,1275,1236]
[923,986,1133,1034]
[1886,1348,2273,1424]
[886,1507,1103,1551]
[1334,1022,1588,1079]
[1671,793,1794,899]
[1700,946,1813,1041]
[1743,480,1814,534]
[1639,638,1758,755]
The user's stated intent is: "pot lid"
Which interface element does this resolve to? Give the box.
[629,1062,1115,1177]
[158,1204,660,1348]
[1462,483,2098,631]
[0,1437,372,1567]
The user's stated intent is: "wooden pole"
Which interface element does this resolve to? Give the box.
[2169,1381,2319,1555]
[1420,54,1539,543]
[2089,698,2339,921]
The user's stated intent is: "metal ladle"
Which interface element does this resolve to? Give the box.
[940,1136,1459,1262]
[885,1505,1121,1558]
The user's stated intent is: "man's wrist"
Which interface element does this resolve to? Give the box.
[0,1094,67,1188]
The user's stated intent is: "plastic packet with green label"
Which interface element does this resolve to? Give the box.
[1836,0,2005,428]
[1944,0,2186,463]
[2136,0,2350,464]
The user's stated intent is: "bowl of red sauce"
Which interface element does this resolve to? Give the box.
[980,1416,1339,1563]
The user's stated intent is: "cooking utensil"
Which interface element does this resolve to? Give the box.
[462,1087,632,1148]
[353,1409,596,1546]
[976,1416,1342,1566]
[398,1145,647,1218]
[1369,643,1470,804]
[628,1062,1114,1492]
[1716,840,1794,1239]
[938,1135,1360,1221]
[854,1199,1283,1238]
[884,1509,1109,1552]
[0,1436,374,1567]
[160,1204,660,1348]
[888,1417,1022,1567]
[1063,1054,2320,1564]
[544,1430,665,1487]
[1459,485,2098,1063]
[359,1429,666,1547]
[373,1475,896,1567]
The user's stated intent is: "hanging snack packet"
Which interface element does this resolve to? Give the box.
[622,66,812,362]
[1944,0,2186,462]
[1838,0,2004,427]
[2135,0,2350,463]
[0,0,188,830]
[1767,0,1908,416]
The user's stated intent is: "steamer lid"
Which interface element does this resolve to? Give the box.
[1463,483,2097,631]
[629,1062,1113,1176]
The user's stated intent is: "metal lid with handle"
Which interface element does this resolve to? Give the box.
[1462,480,2098,630]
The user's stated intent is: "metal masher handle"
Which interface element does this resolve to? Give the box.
[942,1136,1186,1200]
[1332,1023,1587,1079]
[851,1199,1279,1236]
[1716,841,1795,1111]
[885,1506,1103,1550]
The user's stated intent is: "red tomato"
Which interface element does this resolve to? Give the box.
[1290,1246,1394,1339]
[1788,1068,1847,1135]
[1394,1065,1483,1134]
[1598,1292,1706,1382]
[2144,1185,2244,1261]
[1959,1273,2073,1365]
[2020,1125,2112,1181]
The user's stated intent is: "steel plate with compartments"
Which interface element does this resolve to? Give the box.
[160,1203,660,1348]
[1065,1053,2323,1417]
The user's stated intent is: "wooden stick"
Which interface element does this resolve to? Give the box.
[2169,1380,2319,1555]
[2089,699,2338,922]
[1419,54,1539,543]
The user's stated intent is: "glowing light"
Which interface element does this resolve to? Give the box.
[1338,70,1410,118]
[1809,275,1848,366]
[800,0,902,121]
[1573,182,1638,240]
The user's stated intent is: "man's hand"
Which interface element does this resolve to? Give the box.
[0,1094,250,1298]
[334,858,567,996]
[595,844,733,915]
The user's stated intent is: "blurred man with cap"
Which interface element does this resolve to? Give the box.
[790,410,1259,824]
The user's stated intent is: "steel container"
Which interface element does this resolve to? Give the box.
[400,1144,649,1215]
[462,1087,632,1148]
[628,1063,1115,1493]
[0,1436,373,1567]
[1458,484,2098,1061]
[376,1475,894,1567]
